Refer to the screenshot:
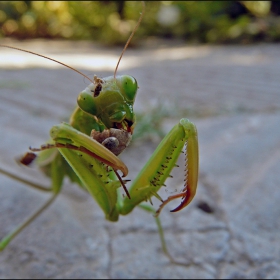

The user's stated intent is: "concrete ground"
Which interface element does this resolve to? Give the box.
[0,39,279,279]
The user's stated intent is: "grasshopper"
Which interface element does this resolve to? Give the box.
[0,2,199,262]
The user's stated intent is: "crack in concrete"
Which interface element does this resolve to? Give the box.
[198,172,235,278]
[118,225,228,236]
[233,140,280,204]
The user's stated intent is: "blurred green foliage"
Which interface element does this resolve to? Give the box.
[1,1,280,45]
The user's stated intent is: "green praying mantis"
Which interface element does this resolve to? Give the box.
[0,2,199,262]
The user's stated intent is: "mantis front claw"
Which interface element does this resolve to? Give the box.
[120,118,199,216]
[155,122,199,215]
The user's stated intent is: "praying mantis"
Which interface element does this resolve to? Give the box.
[0,2,199,262]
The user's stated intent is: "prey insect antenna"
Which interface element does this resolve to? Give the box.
[0,44,94,84]
[113,1,145,79]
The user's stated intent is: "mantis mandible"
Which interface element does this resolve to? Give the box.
[0,2,199,262]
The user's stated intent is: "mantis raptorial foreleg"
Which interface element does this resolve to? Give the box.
[119,118,198,216]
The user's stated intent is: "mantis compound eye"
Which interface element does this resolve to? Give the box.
[120,75,138,103]
[77,91,97,116]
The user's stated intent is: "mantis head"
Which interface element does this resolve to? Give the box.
[77,75,138,133]
[76,1,144,135]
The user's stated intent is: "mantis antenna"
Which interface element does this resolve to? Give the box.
[0,2,145,83]
[113,1,145,79]
[0,44,94,84]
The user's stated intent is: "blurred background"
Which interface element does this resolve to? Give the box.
[1,1,280,45]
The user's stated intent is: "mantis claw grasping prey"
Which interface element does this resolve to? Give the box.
[0,2,199,261]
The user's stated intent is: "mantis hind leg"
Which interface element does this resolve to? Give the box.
[138,204,195,266]
[0,154,65,251]
[0,166,52,192]
[138,204,175,262]
[0,193,57,251]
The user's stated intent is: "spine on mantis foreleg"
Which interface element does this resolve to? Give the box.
[119,118,199,215]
